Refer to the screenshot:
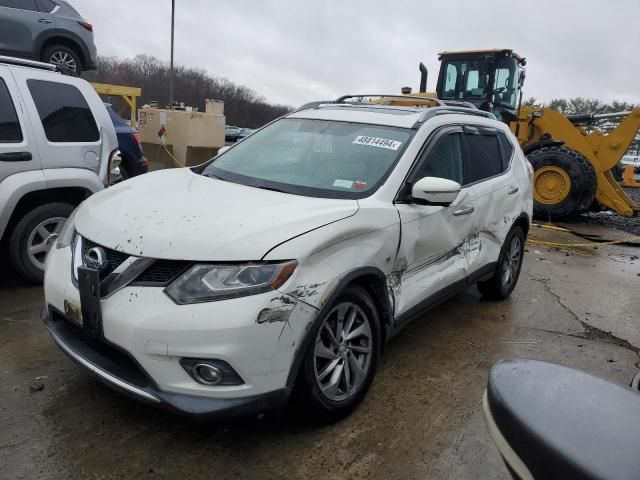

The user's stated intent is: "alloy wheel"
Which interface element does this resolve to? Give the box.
[26,217,66,271]
[501,236,522,289]
[313,302,373,402]
[49,51,77,72]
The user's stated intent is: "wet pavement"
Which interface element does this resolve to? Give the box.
[1,225,639,480]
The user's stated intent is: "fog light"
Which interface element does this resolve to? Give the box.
[180,358,244,386]
[193,363,223,385]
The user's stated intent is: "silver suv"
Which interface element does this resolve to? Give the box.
[0,0,97,73]
[0,56,118,283]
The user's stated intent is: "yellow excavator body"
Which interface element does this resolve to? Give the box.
[394,50,640,219]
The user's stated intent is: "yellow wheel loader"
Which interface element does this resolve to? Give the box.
[400,49,640,220]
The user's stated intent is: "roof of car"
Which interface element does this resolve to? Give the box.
[289,99,496,129]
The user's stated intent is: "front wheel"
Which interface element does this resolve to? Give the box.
[477,226,525,300]
[9,203,75,284]
[293,285,380,423]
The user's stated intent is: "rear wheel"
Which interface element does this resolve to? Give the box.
[9,203,75,284]
[477,226,525,300]
[42,45,81,73]
[528,146,597,220]
[294,285,380,423]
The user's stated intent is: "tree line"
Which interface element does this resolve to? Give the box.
[83,55,291,128]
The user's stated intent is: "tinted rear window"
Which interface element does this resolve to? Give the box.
[0,78,23,143]
[464,132,504,184]
[27,80,99,143]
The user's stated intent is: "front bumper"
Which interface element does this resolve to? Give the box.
[43,306,291,417]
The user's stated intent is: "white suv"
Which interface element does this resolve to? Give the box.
[0,56,118,283]
[42,97,532,421]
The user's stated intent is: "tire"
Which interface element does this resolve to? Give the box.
[9,203,75,284]
[528,146,597,220]
[293,285,381,423]
[42,45,81,73]
[612,163,624,182]
[477,226,525,300]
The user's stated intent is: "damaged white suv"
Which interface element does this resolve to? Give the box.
[43,97,532,421]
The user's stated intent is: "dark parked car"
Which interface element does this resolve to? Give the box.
[225,126,242,142]
[0,0,97,73]
[105,104,148,178]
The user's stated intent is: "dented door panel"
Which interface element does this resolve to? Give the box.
[393,189,475,317]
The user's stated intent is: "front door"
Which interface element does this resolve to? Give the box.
[393,127,476,318]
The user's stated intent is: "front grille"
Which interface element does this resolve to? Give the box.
[82,238,129,277]
[80,236,191,287]
[134,260,191,285]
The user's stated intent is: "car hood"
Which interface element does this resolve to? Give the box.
[75,168,359,260]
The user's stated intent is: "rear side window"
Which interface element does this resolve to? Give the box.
[464,131,504,184]
[498,132,515,169]
[0,0,38,10]
[37,0,56,12]
[27,80,99,143]
[0,78,23,143]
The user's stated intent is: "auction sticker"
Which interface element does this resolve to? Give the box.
[333,179,354,189]
[353,136,402,150]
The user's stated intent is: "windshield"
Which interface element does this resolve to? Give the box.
[203,118,414,199]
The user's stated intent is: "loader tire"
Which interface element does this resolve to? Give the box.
[528,146,597,220]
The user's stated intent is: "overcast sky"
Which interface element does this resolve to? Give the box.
[76,0,639,107]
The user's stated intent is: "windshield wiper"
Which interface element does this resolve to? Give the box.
[203,172,222,179]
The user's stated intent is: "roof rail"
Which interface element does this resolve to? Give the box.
[419,106,496,122]
[335,94,446,106]
[0,55,78,76]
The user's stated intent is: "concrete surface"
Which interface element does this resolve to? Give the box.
[1,226,639,480]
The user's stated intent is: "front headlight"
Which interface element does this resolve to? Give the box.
[56,207,77,249]
[165,261,297,304]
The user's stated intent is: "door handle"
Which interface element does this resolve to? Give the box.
[0,152,33,162]
[508,185,519,195]
[453,206,475,216]
[38,18,53,24]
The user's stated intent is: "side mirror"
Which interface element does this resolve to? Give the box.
[411,177,461,206]
[217,146,231,155]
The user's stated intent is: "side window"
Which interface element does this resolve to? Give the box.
[443,64,458,98]
[0,0,39,10]
[37,0,56,12]
[497,132,515,170]
[0,78,23,143]
[27,80,99,143]
[415,133,464,184]
[464,131,504,184]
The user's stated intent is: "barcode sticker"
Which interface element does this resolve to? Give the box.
[352,136,402,151]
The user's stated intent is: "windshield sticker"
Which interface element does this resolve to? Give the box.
[333,179,354,189]
[352,136,402,151]
[353,180,367,191]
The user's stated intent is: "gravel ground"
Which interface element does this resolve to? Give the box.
[582,187,640,236]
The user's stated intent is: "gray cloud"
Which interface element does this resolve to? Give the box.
[77,0,640,107]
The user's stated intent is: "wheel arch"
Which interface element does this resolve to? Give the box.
[285,267,393,387]
[513,212,530,236]
[39,34,88,68]
[1,187,90,243]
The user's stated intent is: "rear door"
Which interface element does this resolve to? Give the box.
[462,125,521,275]
[393,127,476,318]
[0,0,54,57]
[0,65,42,183]
[10,67,104,178]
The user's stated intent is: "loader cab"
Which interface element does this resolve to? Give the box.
[435,49,526,123]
